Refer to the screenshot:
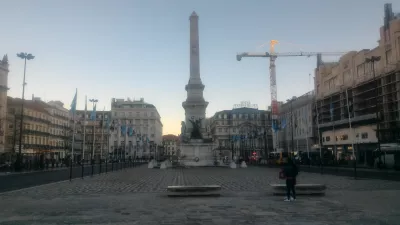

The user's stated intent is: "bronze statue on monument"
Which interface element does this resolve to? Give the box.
[188,118,203,139]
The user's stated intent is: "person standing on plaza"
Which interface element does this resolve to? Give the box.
[281,159,298,201]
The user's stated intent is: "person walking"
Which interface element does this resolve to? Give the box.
[282,159,299,201]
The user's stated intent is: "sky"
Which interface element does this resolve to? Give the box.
[0,0,396,135]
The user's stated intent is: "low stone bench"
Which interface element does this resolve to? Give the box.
[270,184,326,196]
[167,185,221,197]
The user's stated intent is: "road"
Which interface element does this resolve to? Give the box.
[0,162,134,193]
[0,165,399,224]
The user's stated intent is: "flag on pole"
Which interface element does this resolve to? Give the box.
[90,104,97,121]
[330,102,334,121]
[70,88,77,115]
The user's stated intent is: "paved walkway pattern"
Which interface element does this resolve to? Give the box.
[1,166,400,224]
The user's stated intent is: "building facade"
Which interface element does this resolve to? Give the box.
[162,134,180,156]
[109,98,163,160]
[277,91,317,152]
[73,109,111,162]
[208,105,273,161]
[6,97,70,162]
[314,3,400,166]
[0,55,8,153]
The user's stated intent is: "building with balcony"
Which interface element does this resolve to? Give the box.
[109,98,163,160]
[314,3,400,166]
[208,104,272,161]
[5,97,70,161]
[162,134,180,156]
[0,55,9,154]
[278,91,317,153]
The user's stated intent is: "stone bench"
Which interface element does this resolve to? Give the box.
[167,185,221,197]
[270,184,326,196]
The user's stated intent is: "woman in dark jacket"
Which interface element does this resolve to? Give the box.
[283,159,298,201]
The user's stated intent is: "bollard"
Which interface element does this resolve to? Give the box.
[99,160,102,174]
[81,162,84,179]
[91,160,94,177]
[353,159,357,180]
[105,160,108,173]
[69,159,73,181]
[112,161,114,171]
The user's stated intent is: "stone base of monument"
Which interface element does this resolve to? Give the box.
[160,160,172,169]
[180,139,214,167]
[230,161,237,169]
[148,160,155,169]
[240,161,247,168]
[167,185,221,197]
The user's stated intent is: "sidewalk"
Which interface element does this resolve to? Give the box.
[258,163,400,181]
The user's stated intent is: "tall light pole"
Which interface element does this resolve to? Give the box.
[16,52,34,171]
[89,98,98,162]
[365,56,382,166]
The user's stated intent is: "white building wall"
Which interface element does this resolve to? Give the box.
[322,125,378,146]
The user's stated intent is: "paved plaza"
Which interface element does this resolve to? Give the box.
[0,165,400,225]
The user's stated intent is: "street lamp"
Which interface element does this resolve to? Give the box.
[365,56,382,166]
[16,52,35,171]
[89,98,98,163]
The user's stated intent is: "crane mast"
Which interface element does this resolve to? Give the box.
[236,40,345,152]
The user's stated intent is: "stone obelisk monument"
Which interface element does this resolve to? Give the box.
[180,12,213,166]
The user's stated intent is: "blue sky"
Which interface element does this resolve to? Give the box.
[1,0,396,135]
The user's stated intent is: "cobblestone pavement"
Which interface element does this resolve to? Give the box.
[0,165,400,225]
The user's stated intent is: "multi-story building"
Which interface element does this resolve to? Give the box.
[278,91,316,152]
[44,100,71,159]
[314,3,400,166]
[0,55,9,154]
[162,134,180,156]
[6,97,70,161]
[73,109,110,162]
[209,104,272,160]
[109,98,163,160]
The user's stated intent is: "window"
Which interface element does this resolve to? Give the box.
[342,135,348,140]
[326,136,330,142]
[224,128,228,132]
[218,128,222,132]
[356,63,365,77]
[385,50,392,65]
[361,132,368,139]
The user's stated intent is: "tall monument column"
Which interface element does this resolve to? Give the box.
[182,11,209,138]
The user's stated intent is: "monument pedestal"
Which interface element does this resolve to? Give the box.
[180,139,214,167]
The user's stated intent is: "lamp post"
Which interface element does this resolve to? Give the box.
[89,98,98,163]
[16,52,34,171]
[365,56,382,167]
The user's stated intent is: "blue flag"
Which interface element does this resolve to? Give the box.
[70,89,77,115]
[90,104,97,121]
[121,124,127,135]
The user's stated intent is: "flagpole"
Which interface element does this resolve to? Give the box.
[83,96,87,162]
[345,89,356,160]
[70,88,77,163]
[100,107,105,160]
[71,113,76,163]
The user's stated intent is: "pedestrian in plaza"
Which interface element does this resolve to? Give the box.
[281,159,298,201]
